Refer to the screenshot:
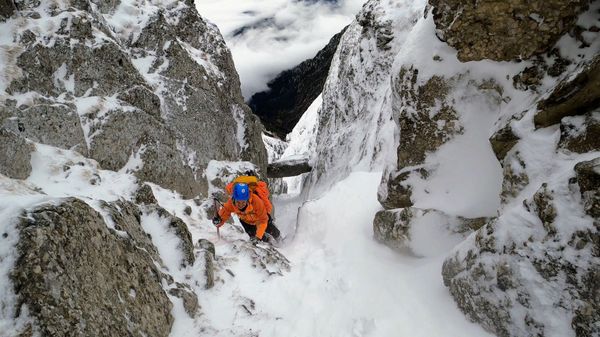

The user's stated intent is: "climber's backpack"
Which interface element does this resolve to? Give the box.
[226,175,272,213]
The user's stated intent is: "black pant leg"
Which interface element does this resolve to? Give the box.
[240,220,256,238]
[266,214,281,239]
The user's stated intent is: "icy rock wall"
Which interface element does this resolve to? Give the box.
[0,0,266,198]
[306,0,599,335]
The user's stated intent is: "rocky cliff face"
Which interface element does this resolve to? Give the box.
[0,0,267,199]
[249,27,347,139]
[307,0,599,335]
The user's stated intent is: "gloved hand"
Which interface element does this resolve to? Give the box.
[212,216,221,226]
[249,236,260,245]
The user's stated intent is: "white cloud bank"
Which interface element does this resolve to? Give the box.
[196,0,366,99]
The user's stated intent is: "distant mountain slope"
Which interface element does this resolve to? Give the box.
[249,27,347,138]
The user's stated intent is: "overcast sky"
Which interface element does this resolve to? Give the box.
[196,0,366,99]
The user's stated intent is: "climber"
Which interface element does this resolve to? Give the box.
[213,183,281,244]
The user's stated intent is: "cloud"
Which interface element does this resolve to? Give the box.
[196,0,366,99]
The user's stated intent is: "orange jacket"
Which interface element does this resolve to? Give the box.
[225,180,273,214]
[218,194,269,239]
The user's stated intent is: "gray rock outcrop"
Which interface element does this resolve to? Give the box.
[12,198,174,337]
[0,128,34,179]
[429,0,591,61]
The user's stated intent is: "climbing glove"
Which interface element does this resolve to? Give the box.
[212,216,221,226]
[250,236,260,245]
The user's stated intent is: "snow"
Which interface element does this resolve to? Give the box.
[189,171,494,336]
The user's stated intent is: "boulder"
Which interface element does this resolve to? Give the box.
[0,129,34,179]
[12,198,173,337]
[535,56,600,128]
[429,0,591,61]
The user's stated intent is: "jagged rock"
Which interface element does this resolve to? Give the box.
[168,284,199,318]
[12,198,173,337]
[135,183,158,205]
[559,112,600,153]
[574,157,600,218]
[535,56,600,128]
[196,239,215,289]
[267,157,311,178]
[2,103,87,153]
[490,123,520,161]
[0,129,34,179]
[249,26,348,138]
[429,0,591,61]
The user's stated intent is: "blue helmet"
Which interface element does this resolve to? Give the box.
[233,183,250,201]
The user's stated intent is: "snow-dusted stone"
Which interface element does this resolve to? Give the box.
[12,198,173,337]
[3,103,87,153]
[135,183,158,205]
[574,157,600,218]
[559,112,600,154]
[232,240,291,276]
[393,69,463,167]
[377,166,418,209]
[429,0,591,61]
[373,207,487,255]
[535,56,600,128]
[168,284,199,318]
[442,174,599,337]
[196,238,215,289]
[489,123,520,162]
[500,150,530,204]
[0,129,34,179]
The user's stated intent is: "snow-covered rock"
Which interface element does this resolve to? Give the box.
[0,0,267,198]
[13,198,177,337]
[303,0,599,335]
